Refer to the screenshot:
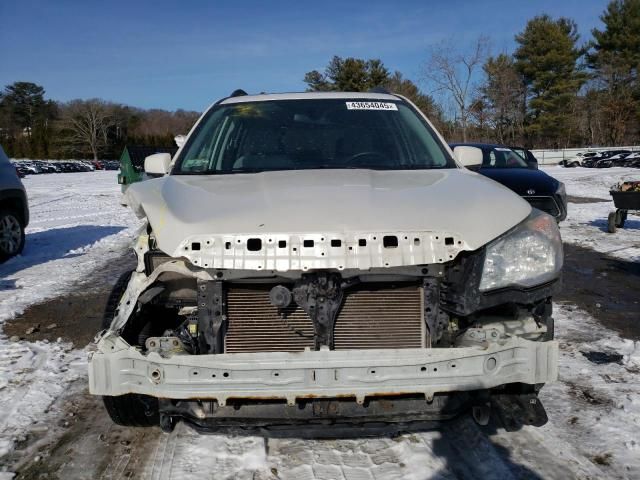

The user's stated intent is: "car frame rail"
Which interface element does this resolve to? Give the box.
[89,335,558,406]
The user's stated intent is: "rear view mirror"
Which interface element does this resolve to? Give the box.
[453,146,483,168]
[144,153,172,176]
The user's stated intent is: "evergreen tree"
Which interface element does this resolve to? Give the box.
[384,71,443,126]
[0,82,56,157]
[304,56,390,92]
[514,16,587,147]
[588,0,640,143]
[480,54,526,144]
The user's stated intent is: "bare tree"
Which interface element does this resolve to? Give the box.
[480,54,526,145]
[61,99,113,160]
[422,36,489,142]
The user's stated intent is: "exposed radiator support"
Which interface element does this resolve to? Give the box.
[224,284,424,353]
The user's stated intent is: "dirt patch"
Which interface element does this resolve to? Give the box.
[3,253,135,347]
[558,243,640,340]
[7,383,162,480]
[580,351,624,365]
[567,195,610,204]
[592,452,613,466]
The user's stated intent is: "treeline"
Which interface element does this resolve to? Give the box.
[305,0,640,149]
[2,0,638,157]
[0,83,199,160]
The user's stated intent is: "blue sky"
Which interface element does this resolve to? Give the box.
[0,0,607,112]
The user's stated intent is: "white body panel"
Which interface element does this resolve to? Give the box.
[123,168,531,270]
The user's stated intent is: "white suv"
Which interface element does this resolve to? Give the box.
[89,91,562,433]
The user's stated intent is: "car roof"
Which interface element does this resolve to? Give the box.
[219,91,401,105]
[449,142,511,150]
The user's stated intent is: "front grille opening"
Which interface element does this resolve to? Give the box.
[331,239,342,247]
[278,240,287,248]
[303,239,315,248]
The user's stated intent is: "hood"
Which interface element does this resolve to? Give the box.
[124,168,531,271]
[478,168,559,196]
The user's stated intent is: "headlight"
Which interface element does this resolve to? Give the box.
[479,210,563,291]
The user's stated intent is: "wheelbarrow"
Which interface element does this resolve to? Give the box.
[608,185,640,233]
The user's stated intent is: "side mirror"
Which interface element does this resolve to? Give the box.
[453,146,483,168]
[144,153,172,175]
[527,159,539,170]
[174,135,187,148]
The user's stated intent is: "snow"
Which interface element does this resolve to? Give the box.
[0,171,141,321]
[0,168,639,478]
[542,166,640,261]
[0,171,140,458]
[534,304,640,477]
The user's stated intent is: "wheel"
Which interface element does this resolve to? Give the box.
[0,208,25,262]
[101,269,160,427]
[607,212,617,233]
[616,210,627,228]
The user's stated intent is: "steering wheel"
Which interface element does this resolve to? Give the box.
[346,151,387,166]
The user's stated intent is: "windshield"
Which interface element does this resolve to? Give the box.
[174,99,454,174]
[483,147,529,168]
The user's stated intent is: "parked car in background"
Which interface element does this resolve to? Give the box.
[581,150,632,168]
[510,146,539,169]
[450,143,567,221]
[0,146,29,261]
[562,151,599,167]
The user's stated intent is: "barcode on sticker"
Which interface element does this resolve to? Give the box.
[346,101,398,111]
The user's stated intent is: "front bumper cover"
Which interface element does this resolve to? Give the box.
[89,335,558,406]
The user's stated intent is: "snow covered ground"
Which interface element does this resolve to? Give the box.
[0,168,639,479]
[0,171,141,459]
[542,166,640,261]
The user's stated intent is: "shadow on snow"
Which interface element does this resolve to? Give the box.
[0,225,125,285]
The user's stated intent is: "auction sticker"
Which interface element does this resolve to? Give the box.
[346,101,398,111]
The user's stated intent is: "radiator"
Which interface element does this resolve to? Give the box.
[224,284,424,353]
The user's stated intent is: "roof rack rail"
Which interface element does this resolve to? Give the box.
[230,89,248,97]
[368,86,391,94]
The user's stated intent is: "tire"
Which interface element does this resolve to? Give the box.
[103,394,159,428]
[0,208,25,262]
[101,269,160,427]
[101,270,134,330]
[616,210,627,229]
[607,212,617,233]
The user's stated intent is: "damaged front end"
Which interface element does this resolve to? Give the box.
[90,212,561,433]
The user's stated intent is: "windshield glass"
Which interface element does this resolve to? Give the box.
[175,99,454,174]
[483,147,529,168]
